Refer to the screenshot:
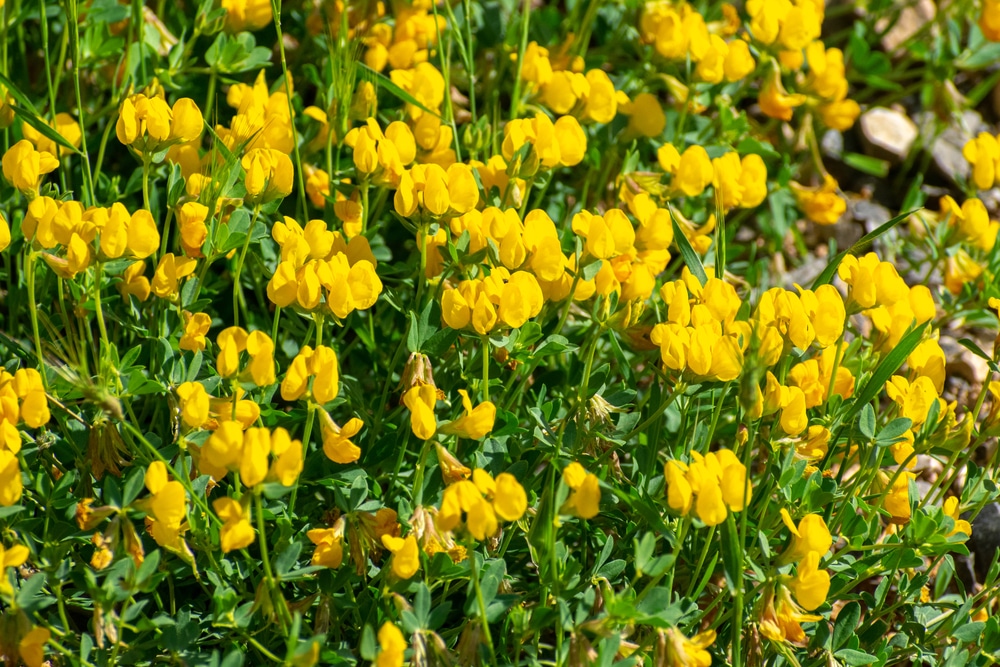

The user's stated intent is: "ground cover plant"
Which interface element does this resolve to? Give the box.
[1,0,1000,664]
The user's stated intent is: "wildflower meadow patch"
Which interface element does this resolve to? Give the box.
[0,0,999,665]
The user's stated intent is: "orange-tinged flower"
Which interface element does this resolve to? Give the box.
[759,67,805,122]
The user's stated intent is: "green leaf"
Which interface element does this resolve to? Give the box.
[11,105,82,155]
[842,152,890,178]
[720,513,741,595]
[859,404,876,440]
[669,206,707,287]
[358,63,443,120]
[835,648,879,666]
[810,209,918,288]
[876,418,913,445]
[845,322,928,423]
[833,601,861,650]
[0,72,38,113]
[952,622,984,643]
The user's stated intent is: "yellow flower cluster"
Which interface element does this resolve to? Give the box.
[438,468,528,540]
[664,447,750,526]
[267,216,383,318]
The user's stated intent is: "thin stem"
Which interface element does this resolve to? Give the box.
[25,253,48,390]
[468,546,499,667]
[255,491,292,629]
[481,335,490,403]
[232,205,262,329]
[271,0,308,221]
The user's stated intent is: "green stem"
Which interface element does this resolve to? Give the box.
[232,205,262,329]
[468,545,499,667]
[25,253,48,391]
[481,335,490,403]
[254,491,292,629]
[509,0,531,120]
[271,0,308,221]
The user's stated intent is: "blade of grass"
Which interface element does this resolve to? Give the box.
[669,205,708,286]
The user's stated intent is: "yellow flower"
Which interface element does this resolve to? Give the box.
[2,140,59,195]
[375,621,407,667]
[381,534,420,579]
[664,626,715,667]
[725,39,756,82]
[792,175,846,225]
[245,331,276,387]
[759,67,805,122]
[144,461,187,547]
[116,94,203,153]
[221,0,272,32]
[982,0,1000,41]
[580,69,618,123]
[665,460,693,515]
[561,462,601,519]
[908,338,946,393]
[18,626,50,667]
[200,421,245,479]
[179,312,212,353]
[268,427,303,486]
[944,249,984,295]
[0,541,29,597]
[176,382,210,429]
[119,260,151,302]
[943,497,972,538]
[216,326,248,379]
[438,390,495,439]
[242,148,294,204]
[963,132,1000,191]
[151,253,197,301]
[876,470,915,523]
[884,375,939,425]
[214,497,255,553]
[779,509,832,564]
[758,581,822,646]
[308,521,344,568]
[321,413,364,464]
[0,450,22,506]
[789,551,830,611]
[403,383,438,440]
[665,449,750,526]
[178,202,209,257]
[240,427,271,487]
[0,211,9,252]
[673,146,713,197]
[621,93,666,138]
